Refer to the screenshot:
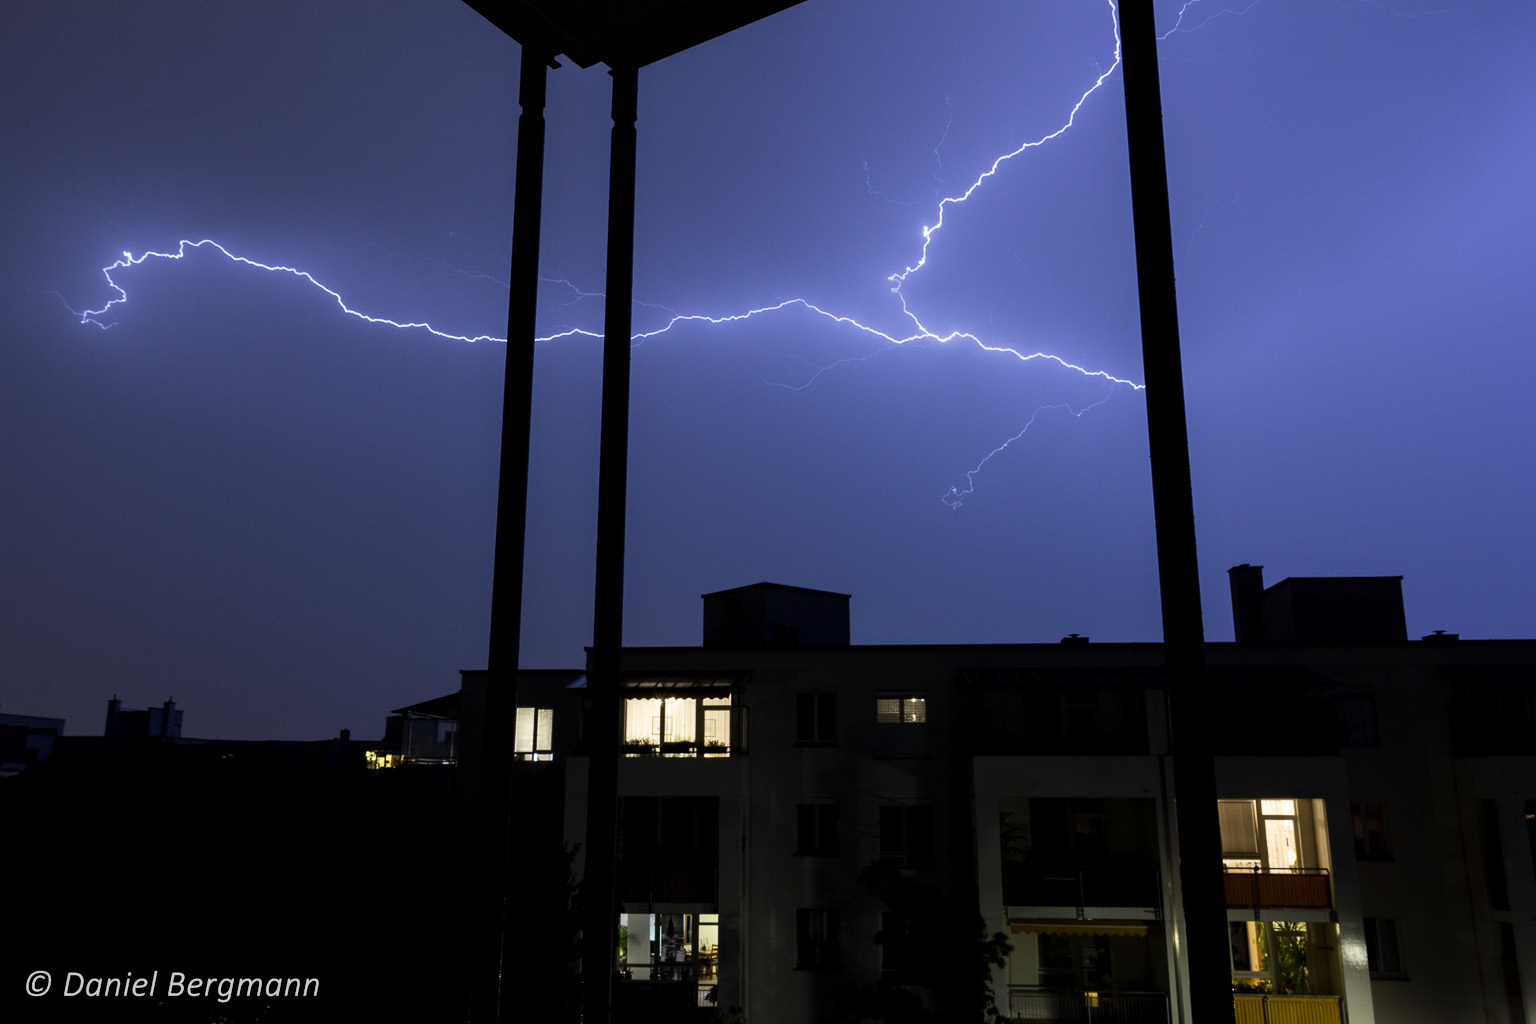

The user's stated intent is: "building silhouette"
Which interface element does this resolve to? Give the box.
[424,566,1536,1023]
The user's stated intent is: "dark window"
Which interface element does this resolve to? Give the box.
[795,908,840,969]
[796,693,837,744]
[1073,801,1106,861]
[1503,922,1527,1022]
[876,695,927,724]
[1527,801,1536,886]
[1363,917,1403,976]
[796,803,839,856]
[1351,801,1391,858]
[879,911,919,980]
[1336,693,1379,746]
[1485,800,1510,911]
[879,805,934,868]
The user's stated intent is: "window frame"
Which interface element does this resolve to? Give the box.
[1351,800,1392,859]
[879,803,935,869]
[794,908,840,970]
[513,706,555,762]
[875,694,928,725]
[795,692,837,746]
[1363,917,1405,978]
[795,802,840,856]
[1335,691,1380,747]
[621,690,738,757]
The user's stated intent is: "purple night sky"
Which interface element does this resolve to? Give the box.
[2,0,1532,740]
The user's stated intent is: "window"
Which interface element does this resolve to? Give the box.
[1335,692,1379,746]
[1231,920,1320,993]
[795,908,840,969]
[1351,801,1391,858]
[1219,800,1260,861]
[1484,799,1510,910]
[401,715,457,764]
[1220,799,1303,871]
[876,695,927,724]
[1363,917,1403,976]
[796,803,839,856]
[796,692,837,745]
[514,707,554,761]
[623,694,735,756]
[879,805,934,868]
[879,911,919,980]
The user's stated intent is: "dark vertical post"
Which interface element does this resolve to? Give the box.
[473,48,548,1024]
[582,62,639,1024]
[1116,2,1233,1021]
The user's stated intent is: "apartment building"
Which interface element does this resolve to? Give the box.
[449,571,1536,1023]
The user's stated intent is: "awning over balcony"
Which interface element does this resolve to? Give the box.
[1008,919,1150,937]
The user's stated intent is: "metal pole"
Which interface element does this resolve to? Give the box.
[472,47,547,1024]
[1116,2,1232,1021]
[582,62,639,1024]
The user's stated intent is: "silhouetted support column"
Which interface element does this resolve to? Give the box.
[473,49,548,1024]
[1117,3,1232,1021]
[582,63,639,1024]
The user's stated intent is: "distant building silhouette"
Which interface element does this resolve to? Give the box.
[0,712,64,776]
[104,695,183,739]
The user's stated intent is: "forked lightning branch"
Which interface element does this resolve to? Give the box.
[61,0,1150,507]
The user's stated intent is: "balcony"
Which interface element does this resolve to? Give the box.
[1007,988,1168,1023]
[1233,994,1343,1024]
[616,864,718,904]
[1222,867,1331,910]
[622,739,736,758]
[621,697,746,758]
[1004,861,1162,910]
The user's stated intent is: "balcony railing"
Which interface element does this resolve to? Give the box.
[616,864,718,904]
[1233,994,1343,1024]
[1222,867,1331,909]
[1004,861,1162,909]
[1007,988,1168,1023]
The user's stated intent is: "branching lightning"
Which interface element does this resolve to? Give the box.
[64,0,1156,508]
[65,240,508,344]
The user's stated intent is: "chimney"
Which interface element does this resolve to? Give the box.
[340,728,352,742]
[1228,564,1265,643]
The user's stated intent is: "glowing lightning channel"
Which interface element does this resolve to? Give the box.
[1158,0,1269,40]
[66,0,1150,507]
[942,390,1120,508]
[67,239,509,344]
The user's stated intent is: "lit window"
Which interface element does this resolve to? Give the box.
[876,696,927,724]
[514,707,554,761]
[1231,921,1320,993]
[623,694,735,756]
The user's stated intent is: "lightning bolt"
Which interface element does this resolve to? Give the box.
[64,240,508,344]
[63,0,1152,507]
